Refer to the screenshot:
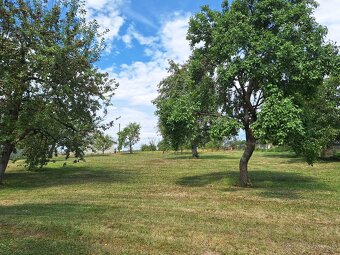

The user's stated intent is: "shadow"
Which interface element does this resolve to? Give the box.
[0,203,112,254]
[166,153,239,160]
[3,165,135,190]
[176,170,332,199]
[318,157,340,163]
[261,153,298,159]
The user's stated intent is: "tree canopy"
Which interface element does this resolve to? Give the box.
[154,61,217,158]
[93,132,115,154]
[0,0,117,183]
[118,123,141,154]
[186,0,339,186]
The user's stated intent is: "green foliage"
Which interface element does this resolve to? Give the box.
[253,86,304,146]
[154,61,216,153]
[209,117,241,141]
[187,0,339,173]
[140,138,157,151]
[289,76,340,163]
[157,139,172,152]
[118,123,141,153]
[0,0,117,173]
[93,133,115,154]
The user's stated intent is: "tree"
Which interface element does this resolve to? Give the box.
[154,61,216,158]
[187,0,338,186]
[118,123,141,153]
[94,133,115,154]
[293,76,340,159]
[0,0,117,183]
[140,138,157,151]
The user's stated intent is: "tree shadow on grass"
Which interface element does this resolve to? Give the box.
[3,165,136,190]
[0,203,113,255]
[166,153,239,160]
[176,170,332,199]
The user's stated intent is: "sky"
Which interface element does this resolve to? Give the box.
[84,0,340,149]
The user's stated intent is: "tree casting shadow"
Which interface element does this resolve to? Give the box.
[176,170,332,199]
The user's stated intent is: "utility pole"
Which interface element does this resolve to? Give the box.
[118,123,121,153]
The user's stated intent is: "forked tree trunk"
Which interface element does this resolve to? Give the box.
[0,143,14,185]
[239,128,256,187]
[191,144,199,159]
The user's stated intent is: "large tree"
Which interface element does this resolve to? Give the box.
[0,0,117,183]
[118,123,141,154]
[187,0,339,186]
[154,61,217,158]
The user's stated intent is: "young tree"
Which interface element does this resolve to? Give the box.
[187,0,338,186]
[94,133,115,154]
[118,123,141,153]
[0,0,117,183]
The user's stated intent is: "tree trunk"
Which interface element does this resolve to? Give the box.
[129,143,132,154]
[0,143,14,185]
[191,144,199,159]
[239,128,256,187]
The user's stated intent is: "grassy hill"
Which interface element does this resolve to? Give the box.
[0,151,339,254]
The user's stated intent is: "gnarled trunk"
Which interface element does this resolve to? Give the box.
[239,128,256,187]
[0,143,14,185]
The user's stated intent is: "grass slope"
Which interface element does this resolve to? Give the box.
[0,151,339,254]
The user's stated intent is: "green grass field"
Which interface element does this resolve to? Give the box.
[0,151,339,254]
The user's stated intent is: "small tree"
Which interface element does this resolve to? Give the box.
[118,123,141,153]
[94,133,115,154]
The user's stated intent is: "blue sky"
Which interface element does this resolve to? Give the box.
[84,0,339,149]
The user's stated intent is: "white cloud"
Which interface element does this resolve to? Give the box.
[104,13,192,146]
[85,0,125,48]
[105,107,160,149]
[314,0,340,45]
[159,13,192,63]
[122,25,158,48]
[112,61,168,106]
[109,13,192,108]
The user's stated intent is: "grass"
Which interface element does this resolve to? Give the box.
[0,150,339,254]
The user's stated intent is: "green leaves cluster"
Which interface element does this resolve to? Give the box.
[93,132,115,154]
[253,86,304,146]
[186,0,339,169]
[118,123,141,153]
[0,0,117,172]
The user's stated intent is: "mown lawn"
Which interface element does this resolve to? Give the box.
[0,151,339,255]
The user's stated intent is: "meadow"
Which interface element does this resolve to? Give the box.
[0,151,339,254]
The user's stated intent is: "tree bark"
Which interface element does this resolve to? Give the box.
[191,144,199,159]
[129,143,132,154]
[0,143,14,185]
[239,128,256,187]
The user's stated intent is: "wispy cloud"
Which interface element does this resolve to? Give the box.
[85,0,125,51]
[122,25,159,48]
[314,0,340,45]
[104,13,193,143]
[123,6,158,30]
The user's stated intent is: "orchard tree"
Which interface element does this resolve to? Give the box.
[154,61,216,158]
[0,0,117,183]
[187,0,339,186]
[118,123,141,153]
[94,133,115,154]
